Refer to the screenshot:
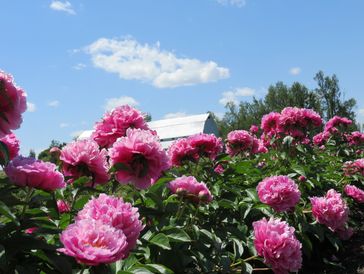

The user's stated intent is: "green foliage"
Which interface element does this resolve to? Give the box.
[216,71,357,137]
[0,135,363,273]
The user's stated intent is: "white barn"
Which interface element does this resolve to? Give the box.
[78,113,220,149]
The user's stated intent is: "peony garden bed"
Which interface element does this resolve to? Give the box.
[1,70,364,273]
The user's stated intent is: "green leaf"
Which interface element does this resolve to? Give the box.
[232,238,244,258]
[149,233,171,250]
[218,199,237,209]
[245,188,259,202]
[145,264,174,274]
[115,255,138,271]
[0,141,9,165]
[44,252,73,274]
[148,177,174,194]
[127,266,154,274]
[72,176,91,188]
[163,228,191,243]
[241,262,253,274]
[0,244,6,270]
[110,163,131,173]
[0,200,19,225]
[73,195,91,210]
[291,164,306,176]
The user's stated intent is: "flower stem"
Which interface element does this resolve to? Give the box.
[52,192,60,220]
[20,187,34,220]
[244,255,259,262]
[176,199,187,220]
[253,268,270,271]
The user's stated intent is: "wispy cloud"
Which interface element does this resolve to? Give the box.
[48,100,60,107]
[358,108,364,116]
[27,102,36,112]
[163,112,187,119]
[289,67,301,75]
[73,63,86,70]
[59,123,69,128]
[104,96,139,111]
[86,38,230,88]
[216,0,246,8]
[219,87,255,105]
[49,1,76,15]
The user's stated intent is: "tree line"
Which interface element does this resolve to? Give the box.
[214,71,358,137]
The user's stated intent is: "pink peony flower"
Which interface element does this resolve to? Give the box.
[0,71,27,138]
[261,108,322,145]
[343,159,364,176]
[214,164,225,174]
[168,138,198,166]
[227,130,254,152]
[0,133,20,161]
[250,124,259,134]
[313,131,330,146]
[25,227,38,234]
[109,128,170,189]
[91,105,150,148]
[60,139,109,185]
[257,176,301,212]
[279,107,322,142]
[346,131,364,146]
[4,156,65,191]
[187,133,223,160]
[57,200,71,213]
[261,112,281,137]
[254,138,268,154]
[253,218,302,274]
[344,185,364,203]
[50,146,61,156]
[58,219,128,266]
[226,130,266,156]
[298,175,306,182]
[324,116,352,134]
[168,176,213,203]
[310,189,349,231]
[76,194,143,253]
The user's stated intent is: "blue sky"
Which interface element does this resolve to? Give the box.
[1,0,363,155]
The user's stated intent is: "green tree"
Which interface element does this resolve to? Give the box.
[28,149,36,158]
[215,71,357,137]
[38,140,66,163]
[314,71,356,121]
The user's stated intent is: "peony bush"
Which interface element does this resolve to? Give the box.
[1,70,364,273]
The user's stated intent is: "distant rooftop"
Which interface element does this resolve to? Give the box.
[78,113,219,149]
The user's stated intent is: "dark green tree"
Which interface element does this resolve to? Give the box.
[28,149,36,158]
[215,71,357,137]
[314,71,356,121]
[38,140,66,163]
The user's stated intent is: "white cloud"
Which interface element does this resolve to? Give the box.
[27,102,36,112]
[104,96,139,111]
[216,0,246,7]
[59,123,69,128]
[49,1,76,15]
[358,108,364,116]
[290,67,301,75]
[219,87,255,105]
[86,38,230,88]
[73,63,86,70]
[163,112,187,119]
[48,100,60,107]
